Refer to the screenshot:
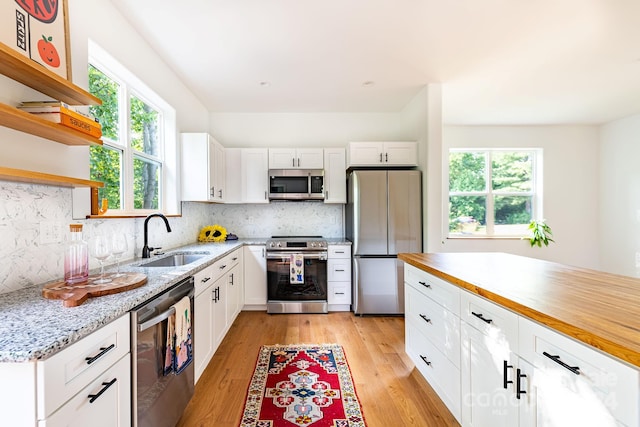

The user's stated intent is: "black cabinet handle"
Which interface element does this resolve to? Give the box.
[88,378,117,403]
[85,344,115,365]
[379,153,383,163]
[503,360,513,389]
[418,281,431,289]
[419,314,432,324]
[516,368,527,399]
[471,311,493,324]
[419,355,432,366]
[219,264,227,270]
[385,152,388,162]
[543,351,580,375]
[201,276,211,283]
[335,292,345,295]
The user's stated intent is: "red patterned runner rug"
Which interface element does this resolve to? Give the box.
[239,344,367,427]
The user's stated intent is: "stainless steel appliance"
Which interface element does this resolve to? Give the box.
[266,236,328,313]
[131,276,195,427]
[346,169,422,315]
[269,169,324,200]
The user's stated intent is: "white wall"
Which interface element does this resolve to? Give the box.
[599,114,640,277]
[440,125,600,269]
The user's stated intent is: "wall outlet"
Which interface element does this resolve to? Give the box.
[40,221,63,245]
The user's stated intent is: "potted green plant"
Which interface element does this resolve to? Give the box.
[526,219,554,247]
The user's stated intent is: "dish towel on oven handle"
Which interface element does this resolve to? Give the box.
[290,253,304,284]
[173,296,193,374]
[163,309,175,375]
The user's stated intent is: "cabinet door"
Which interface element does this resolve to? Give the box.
[40,355,130,427]
[181,133,214,201]
[212,275,228,348]
[242,148,269,203]
[227,263,243,321]
[384,142,417,166]
[269,148,297,168]
[461,322,519,427]
[323,148,346,203]
[347,142,382,166]
[224,148,242,203]
[212,138,225,202]
[194,281,215,382]
[297,148,324,169]
[243,245,267,306]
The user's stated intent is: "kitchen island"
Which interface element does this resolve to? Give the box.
[399,252,640,426]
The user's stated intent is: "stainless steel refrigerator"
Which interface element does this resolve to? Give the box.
[346,169,422,315]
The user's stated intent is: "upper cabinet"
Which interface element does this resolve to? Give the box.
[225,148,269,204]
[347,141,417,167]
[269,148,324,169]
[323,148,346,204]
[181,133,225,203]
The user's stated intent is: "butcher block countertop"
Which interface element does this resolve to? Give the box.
[399,252,640,369]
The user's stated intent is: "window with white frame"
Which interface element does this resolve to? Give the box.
[448,148,542,237]
[87,43,177,215]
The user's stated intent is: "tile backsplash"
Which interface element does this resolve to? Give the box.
[0,181,343,294]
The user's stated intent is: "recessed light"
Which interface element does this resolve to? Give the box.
[259,81,271,87]
[362,81,375,87]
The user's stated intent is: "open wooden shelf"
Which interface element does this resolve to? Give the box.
[0,42,101,106]
[0,166,104,188]
[0,103,102,146]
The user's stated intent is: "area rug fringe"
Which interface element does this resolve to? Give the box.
[239,343,367,427]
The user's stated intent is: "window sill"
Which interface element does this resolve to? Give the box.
[86,213,182,219]
[447,235,526,240]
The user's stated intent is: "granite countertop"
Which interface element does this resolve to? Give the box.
[0,239,267,363]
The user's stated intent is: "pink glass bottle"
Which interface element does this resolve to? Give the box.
[64,224,89,285]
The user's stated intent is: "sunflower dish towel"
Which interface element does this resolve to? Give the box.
[198,224,227,242]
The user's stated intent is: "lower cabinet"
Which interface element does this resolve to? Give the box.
[243,245,267,309]
[327,244,352,311]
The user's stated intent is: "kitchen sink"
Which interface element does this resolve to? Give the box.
[139,252,208,267]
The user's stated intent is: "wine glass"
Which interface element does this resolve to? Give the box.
[111,233,128,278]
[90,235,112,284]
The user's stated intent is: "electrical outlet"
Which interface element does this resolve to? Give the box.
[40,221,63,245]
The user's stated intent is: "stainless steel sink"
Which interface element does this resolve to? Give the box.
[139,253,207,267]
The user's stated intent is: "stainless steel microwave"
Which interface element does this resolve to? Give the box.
[269,169,324,200]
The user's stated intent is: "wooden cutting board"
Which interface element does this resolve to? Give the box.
[42,273,147,307]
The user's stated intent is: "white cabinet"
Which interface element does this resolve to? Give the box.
[0,315,131,426]
[181,133,226,202]
[323,148,346,204]
[194,264,216,381]
[269,148,324,169]
[327,244,351,310]
[404,264,461,421]
[225,148,269,204]
[243,245,267,309]
[347,141,417,167]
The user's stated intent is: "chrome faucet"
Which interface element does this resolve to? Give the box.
[142,213,172,258]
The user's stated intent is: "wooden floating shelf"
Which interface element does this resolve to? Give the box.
[0,103,103,146]
[0,166,104,188]
[0,42,101,106]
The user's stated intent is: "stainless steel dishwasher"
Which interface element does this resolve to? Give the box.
[131,276,195,427]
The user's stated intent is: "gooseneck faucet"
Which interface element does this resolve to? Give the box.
[142,213,172,258]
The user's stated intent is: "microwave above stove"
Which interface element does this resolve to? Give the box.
[269,169,324,201]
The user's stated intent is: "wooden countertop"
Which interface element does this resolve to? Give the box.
[399,252,640,368]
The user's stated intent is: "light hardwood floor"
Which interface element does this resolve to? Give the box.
[177,311,459,427]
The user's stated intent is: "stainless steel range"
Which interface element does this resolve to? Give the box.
[266,236,328,314]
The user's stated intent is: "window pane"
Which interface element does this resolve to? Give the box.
[494,195,532,235]
[134,156,160,209]
[492,152,532,192]
[449,152,486,192]
[90,145,122,209]
[130,95,160,156]
[449,195,486,234]
[88,65,119,141]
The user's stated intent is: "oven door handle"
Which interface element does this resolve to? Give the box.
[137,307,175,332]
[266,252,328,260]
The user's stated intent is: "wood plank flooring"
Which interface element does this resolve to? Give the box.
[177,311,459,427]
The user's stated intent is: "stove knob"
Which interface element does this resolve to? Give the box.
[310,242,316,247]
[277,242,282,248]
[269,242,275,248]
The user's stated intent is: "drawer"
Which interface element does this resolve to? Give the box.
[328,282,351,305]
[460,289,518,351]
[328,259,351,281]
[406,323,461,419]
[194,264,216,297]
[519,317,639,427]
[328,245,350,259]
[406,285,460,366]
[37,314,130,419]
[404,264,460,315]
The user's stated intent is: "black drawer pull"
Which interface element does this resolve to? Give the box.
[418,281,431,289]
[88,378,117,403]
[419,355,432,366]
[543,351,581,375]
[503,360,513,389]
[85,344,115,365]
[201,277,211,283]
[335,292,345,295]
[471,311,493,324]
[419,314,432,324]
[516,368,527,399]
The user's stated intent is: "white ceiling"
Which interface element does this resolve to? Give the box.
[109,0,640,125]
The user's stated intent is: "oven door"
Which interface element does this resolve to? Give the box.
[266,251,328,302]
